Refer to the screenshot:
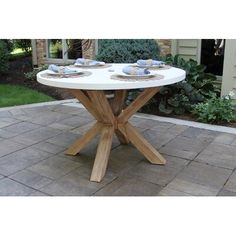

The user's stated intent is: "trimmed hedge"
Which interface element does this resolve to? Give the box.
[96,39,160,63]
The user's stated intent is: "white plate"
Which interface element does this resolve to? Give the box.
[117,71,157,77]
[47,70,81,76]
[134,63,166,68]
[74,62,105,67]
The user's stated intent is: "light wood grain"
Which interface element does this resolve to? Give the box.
[70,89,102,121]
[87,90,115,124]
[90,125,114,182]
[118,87,160,123]
[65,122,102,156]
[118,122,166,164]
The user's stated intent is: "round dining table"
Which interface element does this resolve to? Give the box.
[37,63,186,182]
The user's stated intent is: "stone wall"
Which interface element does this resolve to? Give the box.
[156,39,172,56]
[35,39,46,65]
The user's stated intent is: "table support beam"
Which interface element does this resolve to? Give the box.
[65,88,166,182]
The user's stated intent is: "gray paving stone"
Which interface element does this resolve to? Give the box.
[26,111,74,126]
[0,178,34,196]
[107,145,145,175]
[0,110,12,118]
[142,129,175,148]
[58,115,93,128]
[28,190,50,196]
[0,117,21,128]
[32,141,66,154]
[28,156,82,179]
[0,139,26,158]
[213,133,236,145]
[9,169,53,189]
[52,105,83,115]
[11,127,61,145]
[176,161,232,189]
[158,187,191,196]
[0,129,18,138]
[166,178,219,196]
[21,106,53,116]
[195,143,236,169]
[133,119,173,131]
[224,171,236,193]
[70,121,96,135]
[9,108,26,116]
[159,136,212,160]
[230,138,236,147]
[94,176,162,196]
[125,155,189,186]
[75,110,94,119]
[0,147,52,176]
[167,124,188,136]
[180,127,204,138]
[40,166,116,196]
[217,189,236,196]
[46,132,80,147]
[48,122,74,131]
[2,121,41,135]
[150,121,174,131]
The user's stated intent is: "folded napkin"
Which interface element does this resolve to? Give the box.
[137,59,164,66]
[75,58,103,66]
[122,66,150,76]
[48,64,77,74]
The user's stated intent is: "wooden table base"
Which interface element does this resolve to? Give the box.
[65,88,166,182]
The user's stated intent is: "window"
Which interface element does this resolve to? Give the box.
[46,39,82,63]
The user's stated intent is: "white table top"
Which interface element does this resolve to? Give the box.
[37,63,186,90]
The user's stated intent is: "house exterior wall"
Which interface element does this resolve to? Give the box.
[221,39,236,99]
[171,39,201,62]
[156,39,171,56]
[35,39,46,66]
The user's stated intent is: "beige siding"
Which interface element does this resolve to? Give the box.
[221,39,236,98]
[171,39,201,62]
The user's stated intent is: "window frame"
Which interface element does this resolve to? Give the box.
[45,39,78,64]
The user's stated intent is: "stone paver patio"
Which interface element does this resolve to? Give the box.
[1,102,236,196]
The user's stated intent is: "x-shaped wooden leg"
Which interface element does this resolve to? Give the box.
[65,88,166,182]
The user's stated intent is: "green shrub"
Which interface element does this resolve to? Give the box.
[13,39,31,53]
[0,40,10,74]
[192,94,236,123]
[158,54,220,115]
[2,39,14,52]
[96,39,160,63]
[25,64,48,80]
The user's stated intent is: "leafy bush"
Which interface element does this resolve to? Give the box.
[13,39,31,53]
[25,64,48,80]
[158,54,220,115]
[192,94,236,123]
[96,39,160,63]
[2,39,14,52]
[0,40,10,74]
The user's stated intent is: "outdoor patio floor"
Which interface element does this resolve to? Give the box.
[1,102,236,196]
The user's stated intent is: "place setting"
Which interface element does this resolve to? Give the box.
[110,60,165,81]
[41,64,92,79]
[70,58,111,69]
[133,59,171,70]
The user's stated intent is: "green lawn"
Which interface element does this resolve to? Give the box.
[0,84,54,108]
